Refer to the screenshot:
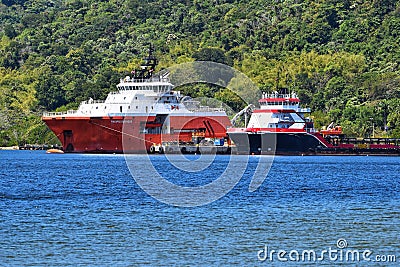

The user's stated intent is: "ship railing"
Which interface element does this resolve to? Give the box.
[115,84,173,93]
[43,110,78,116]
[297,108,311,113]
[187,106,226,113]
[262,93,298,99]
[81,100,105,105]
[119,76,170,84]
[260,104,299,109]
[183,100,225,112]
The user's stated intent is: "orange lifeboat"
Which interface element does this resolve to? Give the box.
[46,148,64,154]
[321,126,343,136]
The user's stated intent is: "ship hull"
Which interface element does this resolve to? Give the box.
[228,132,400,155]
[43,114,231,153]
[228,131,326,155]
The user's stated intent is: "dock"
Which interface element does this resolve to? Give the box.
[18,144,63,151]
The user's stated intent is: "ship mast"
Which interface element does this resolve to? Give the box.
[131,44,158,80]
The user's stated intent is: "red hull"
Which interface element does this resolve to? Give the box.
[42,115,231,153]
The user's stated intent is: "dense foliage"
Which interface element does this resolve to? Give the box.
[0,0,399,145]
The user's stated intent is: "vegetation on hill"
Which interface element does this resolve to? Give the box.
[0,0,399,146]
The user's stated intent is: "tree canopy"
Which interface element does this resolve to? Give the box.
[0,0,399,145]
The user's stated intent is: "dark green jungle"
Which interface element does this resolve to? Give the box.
[0,0,399,146]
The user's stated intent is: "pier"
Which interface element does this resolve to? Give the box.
[18,144,62,151]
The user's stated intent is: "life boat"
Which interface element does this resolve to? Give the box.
[321,126,343,136]
[46,148,64,154]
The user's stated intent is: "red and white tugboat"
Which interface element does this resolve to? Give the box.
[227,91,326,154]
[227,91,400,155]
[42,46,231,153]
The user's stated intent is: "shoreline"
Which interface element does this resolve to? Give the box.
[0,146,19,150]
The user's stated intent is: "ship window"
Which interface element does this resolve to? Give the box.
[167,97,169,100]
[136,106,138,109]
[151,106,153,109]
[96,106,98,109]
[124,97,126,100]
[135,97,137,100]
[128,106,130,109]
[120,106,122,112]
[104,106,107,109]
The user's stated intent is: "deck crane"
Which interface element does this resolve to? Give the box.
[230,104,255,127]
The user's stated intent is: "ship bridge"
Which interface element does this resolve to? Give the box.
[117,75,173,93]
[258,92,310,113]
[241,92,313,130]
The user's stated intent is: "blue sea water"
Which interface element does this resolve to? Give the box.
[0,150,399,266]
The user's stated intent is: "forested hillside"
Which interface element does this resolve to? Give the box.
[0,0,399,146]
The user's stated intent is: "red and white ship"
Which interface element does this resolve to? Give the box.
[227,91,400,155]
[42,47,231,153]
